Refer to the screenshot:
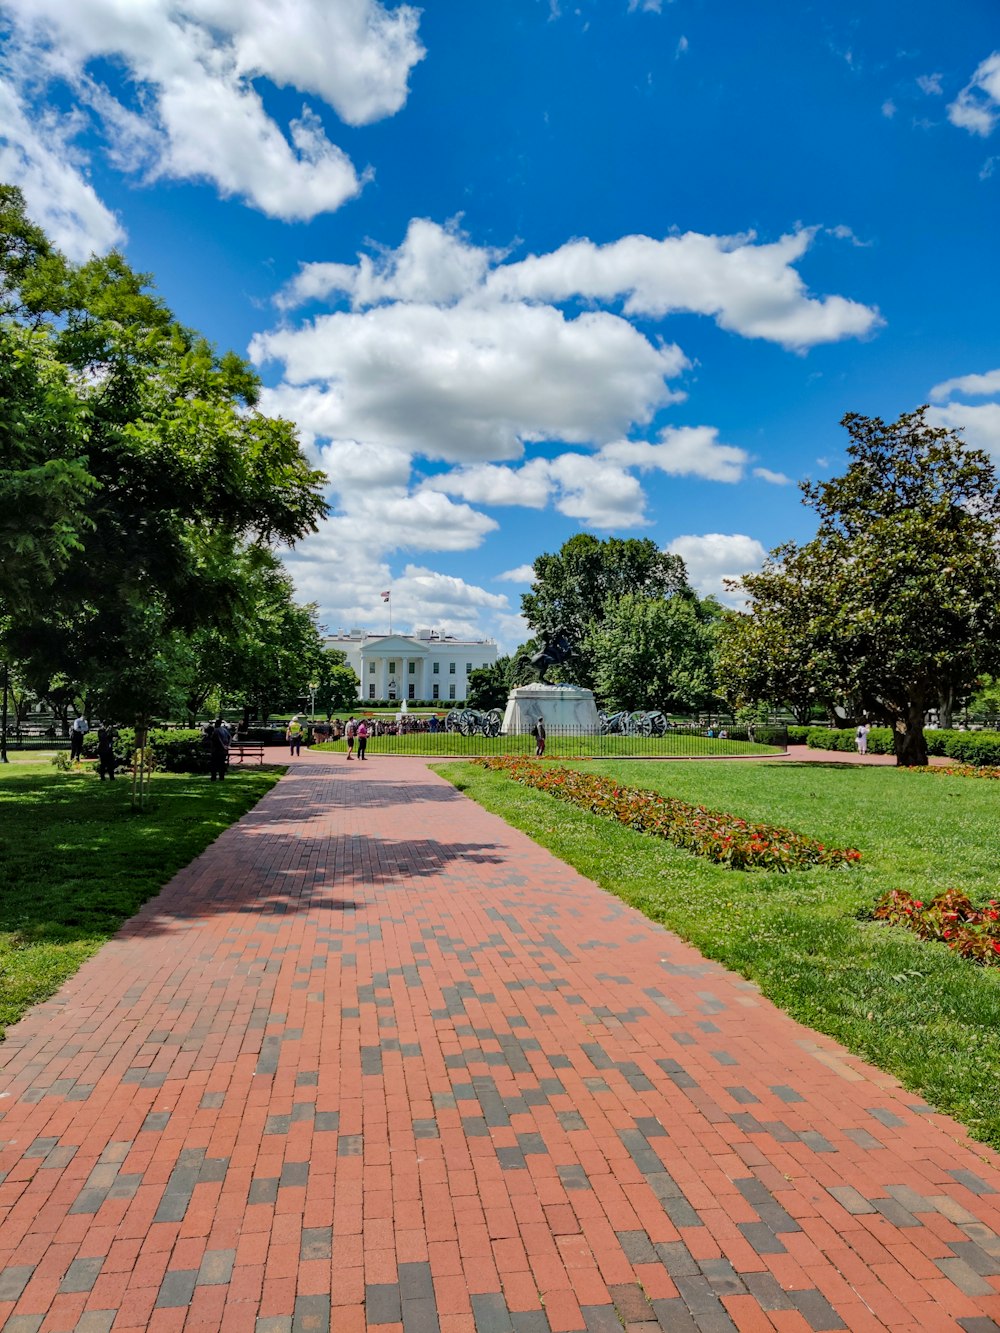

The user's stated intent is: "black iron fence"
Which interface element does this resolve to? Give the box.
[315,723,787,759]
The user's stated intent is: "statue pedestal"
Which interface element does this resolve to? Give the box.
[501,683,601,735]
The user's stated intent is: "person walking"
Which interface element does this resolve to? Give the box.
[209,719,230,781]
[855,721,870,756]
[287,715,303,757]
[356,719,369,760]
[96,722,116,780]
[534,714,546,758]
[70,714,89,761]
[344,716,356,759]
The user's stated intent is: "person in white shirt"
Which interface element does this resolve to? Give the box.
[855,721,870,756]
[70,715,89,761]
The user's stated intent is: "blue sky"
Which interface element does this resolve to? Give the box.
[2,0,999,646]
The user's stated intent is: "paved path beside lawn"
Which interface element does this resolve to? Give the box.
[1,751,1000,1332]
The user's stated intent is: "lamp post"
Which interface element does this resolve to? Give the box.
[309,681,317,722]
[1,661,9,764]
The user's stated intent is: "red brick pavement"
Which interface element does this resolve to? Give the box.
[1,751,999,1333]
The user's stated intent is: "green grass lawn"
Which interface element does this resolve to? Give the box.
[437,757,1000,1149]
[314,734,779,758]
[0,764,282,1037]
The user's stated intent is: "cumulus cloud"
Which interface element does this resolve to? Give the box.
[917,73,943,96]
[948,52,1000,137]
[926,402,1000,460]
[0,0,424,224]
[0,76,125,260]
[925,367,1000,461]
[284,537,510,642]
[423,454,649,529]
[254,301,687,463]
[485,227,881,349]
[666,533,768,606]
[278,218,503,310]
[930,368,1000,401]
[255,216,879,611]
[496,565,536,583]
[752,466,793,485]
[601,427,749,483]
[279,218,881,349]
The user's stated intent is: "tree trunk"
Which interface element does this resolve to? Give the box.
[893,701,929,767]
[937,686,955,731]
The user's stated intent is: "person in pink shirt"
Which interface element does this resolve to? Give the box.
[356,719,369,760]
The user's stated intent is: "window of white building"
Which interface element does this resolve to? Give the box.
[449,684,456,699]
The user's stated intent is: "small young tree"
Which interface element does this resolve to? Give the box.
[735,409,1000,765]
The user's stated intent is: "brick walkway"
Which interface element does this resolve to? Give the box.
[1,755,1000,1333]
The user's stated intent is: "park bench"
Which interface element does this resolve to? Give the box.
[230,741,266,766]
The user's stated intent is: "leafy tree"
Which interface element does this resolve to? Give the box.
[590,592,722,713]
[314,651,360,715]
[0,323,94,616]
[521,534,689,687]
[731,409,1000,765]
[0,187,328,724]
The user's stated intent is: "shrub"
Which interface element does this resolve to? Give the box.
[806,726,895,754]
[474,756,861,872]
[874,887,1000,966]
[787,725,811,745]
[941,731,1000,767]
[81,728,209,772]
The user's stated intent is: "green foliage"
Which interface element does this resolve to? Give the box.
[0,322,94,615]
[941,731,1000,767]
[0,186,327,724]
[521,533,689,686]
[723,409,1000,765]
[804,726,1000,766]
[80,727,210,771]
[590,591,721,712]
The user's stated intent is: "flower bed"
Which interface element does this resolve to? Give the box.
[874,888,1000,965]
[909,764,1000,781]
[474,757,861,871]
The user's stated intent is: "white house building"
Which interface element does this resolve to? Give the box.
[324,629,499,704]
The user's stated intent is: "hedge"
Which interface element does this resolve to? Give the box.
[804,726,1000,766]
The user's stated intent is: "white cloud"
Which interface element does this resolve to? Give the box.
[0,76,125,260]
[424,453,649,529]
[280,218,881,350]
[496,565,536,583]
[882,99,897,118]
[283,540,510,643]
[254,301,687,463]
[752,466,793,485]
[486,227,881,349]
[316,439,412,488]
[948,52,1000,137]
[278,218,503,309]
[927,367,1000,461]
[926,402,1000,460]
[929,368,1000,401]
[601,427,749,483]
[916,73,943,96]
[667,533,768,606]
[1,0,424,224]
[676,36,689,57]
[627,0,663,11]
